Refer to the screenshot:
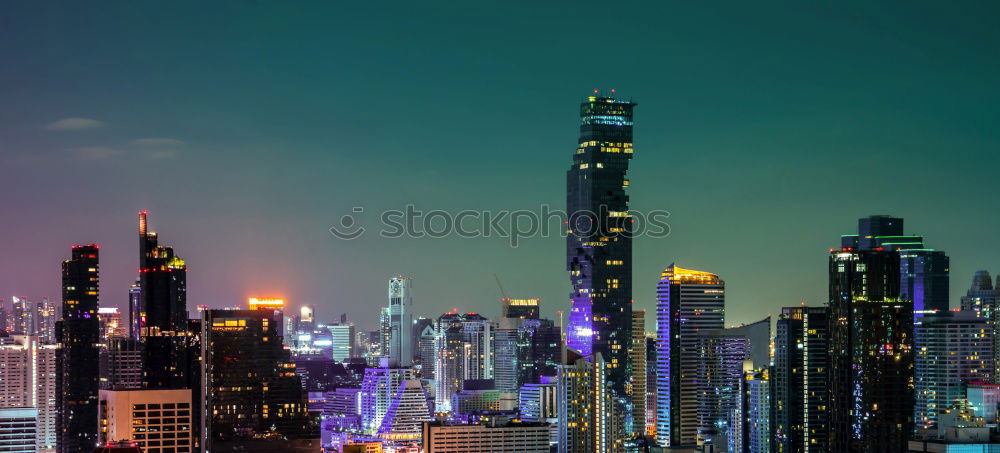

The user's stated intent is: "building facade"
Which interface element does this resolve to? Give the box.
[97,389,193,453]
[655,265,725,447]
[566,94,636,398]
[57,244,101,453]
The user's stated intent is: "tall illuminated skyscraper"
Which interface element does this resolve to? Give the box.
[655,265,725,447]
[56,244,101,453]
[629,310,646,438]
[773,306,829,453]
[388,276,413,367]
[566,93,635,397]
[829,215,928,452]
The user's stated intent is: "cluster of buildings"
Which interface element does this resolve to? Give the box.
[3,94,1000,453]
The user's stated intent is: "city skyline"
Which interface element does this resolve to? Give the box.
[3,2,1000,333]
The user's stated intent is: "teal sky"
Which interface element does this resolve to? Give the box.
[2,1,999,331]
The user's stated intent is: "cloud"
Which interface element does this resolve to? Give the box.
[132,137,186,146]
[45,117,104,131]
[144,149,178,160]
[68,146,122,160]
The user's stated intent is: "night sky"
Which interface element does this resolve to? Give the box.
[2,2,999,331]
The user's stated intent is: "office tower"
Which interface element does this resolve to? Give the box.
[901,249,950,316]
[379,307,390,358]
[0,335,58,453]
[359,363,431,442]
[128,283,141,340]
[329,322,356,362]
[0,302,7,333]
[97,389,193,453]
[732,368,771,453]
[422,420,551,453]
[629,310,646,438]
[56,244,101,453]
[434,311,494,413]
[201,307,314,450]
[36,299,56,344]
[387,276,413,367]
[96,307,126,342]
[413,318,436,378]
[137,212,195,390]
[502,298,540,320]
[655,265,725,447]
[829,215,930,452]
[451,386,517,415]
[0,408,39,453]
[914,311,994,435]
[695,317,770,449]
[566,93,635,398]
[299,305,315,332]
[961,270,997,320]
[644,335,657,438]
[494,320,521,393]
[773,306,829,453]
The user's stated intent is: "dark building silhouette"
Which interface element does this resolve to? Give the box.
[773,306,829,453]
[201,308,315,449]
[566,93,636,397]
[829,216,926,452]
[57,245,101,453]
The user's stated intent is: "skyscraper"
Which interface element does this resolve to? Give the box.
[900,249,950,316]
[0,335,58,453]
[961,270,996,321]
[433,311,494,413]
[566,93,635,397]
[201,307,314,449]
[914,310,993,436]
[36,298,57,344]
[829,216,926,452]
[359,364,431,441]
[387,276,413,367]
[655,265,725,447]
[501,298,540,320]
[11,296,34,336]
[773,306,829,453]
[695,317,770,449]
[137,211,195,390]
[56,244,101,453]
[629,310,646,438]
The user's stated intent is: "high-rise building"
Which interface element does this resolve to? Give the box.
[329,322,356,362]
[201,307,314,450]
[387,276,413,367]
[128,283,141,340]
[773,306,829,453]
[914,311,994,435]
[557,351,625,453]
[644,335,657,439]
[732,368,771,453]
[97,389,193,453]
[99,337,143,391]
[655,265,725,447]
[379,307,391,358]
[415,320,436,379]
[137,211,196,391]
[961,271,997,321]
[519,379,558,422]
[359,362,431,443]
[434,312,494,413]
[36,299,56,344]
[11,296,34,336]
[901,250,950,316]
[629,310,646,438]
[57,244,101,453]
[566,93,635,398]
[501,298,540,320]
[695,318,770,449]
[829,215,930,452]
[0,335,58,453]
